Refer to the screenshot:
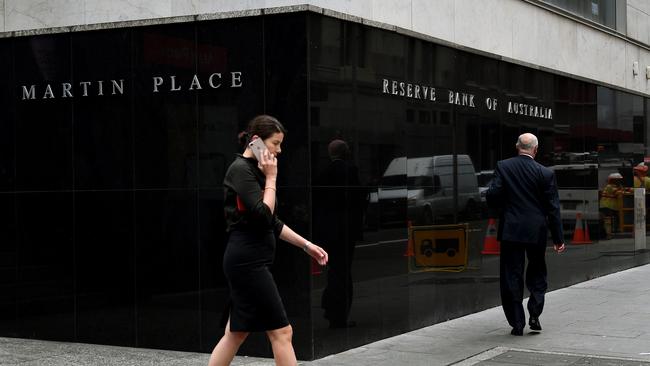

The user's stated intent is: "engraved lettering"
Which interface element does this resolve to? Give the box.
[209,73,222,88]
[22,85,35,100]
[231,72,242,87]
[111,79,124,95]
[80,81,91,96]
[43,84,54,99]
[189,75,202,90]
[153,77,163,92]
[170,76,181,91]
[62,83,72,98]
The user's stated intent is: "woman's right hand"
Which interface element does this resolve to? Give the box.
[259,148,278,179]
[305,242,328,266]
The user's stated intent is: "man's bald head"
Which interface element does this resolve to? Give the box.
[328,139,349,160]
[516,133,538,157]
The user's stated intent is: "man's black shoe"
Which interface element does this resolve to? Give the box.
[510,327,523,336]
[529,316,542,331]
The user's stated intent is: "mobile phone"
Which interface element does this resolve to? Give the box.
[248,138,267,161]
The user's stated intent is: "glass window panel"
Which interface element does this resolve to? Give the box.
[541,0,616,28]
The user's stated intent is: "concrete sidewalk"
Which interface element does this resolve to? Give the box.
[3,264,650,365]
[308,263,650,366]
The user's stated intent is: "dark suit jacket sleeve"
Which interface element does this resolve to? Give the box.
[542,170,563,244]
[486,162,503,209]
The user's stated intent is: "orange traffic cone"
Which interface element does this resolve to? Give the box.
[403,220,415,257]
[481,218,500,255]
[571,212,592,244]
[310,257,322,275]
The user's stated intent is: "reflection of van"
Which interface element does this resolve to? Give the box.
[551,163,622,238]
[476,170,494,203]
[377,155,480,225]
[551,164,599,236]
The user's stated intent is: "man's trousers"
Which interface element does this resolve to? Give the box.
[499,240,548,329]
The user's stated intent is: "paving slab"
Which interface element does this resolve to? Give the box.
[457,348,650,366]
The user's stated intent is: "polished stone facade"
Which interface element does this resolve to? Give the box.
[1,10,650,361]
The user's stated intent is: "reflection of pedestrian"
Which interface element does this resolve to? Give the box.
[209,115,329,366]
[633,163,650,189]
[486,133,565,336]
[600,172,624,237]
[314,139,365,328]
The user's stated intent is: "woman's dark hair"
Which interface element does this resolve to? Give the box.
[238,115,287,147]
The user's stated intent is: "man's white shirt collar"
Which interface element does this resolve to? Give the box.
[519,153,534,159]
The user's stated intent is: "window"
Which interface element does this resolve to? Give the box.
[541,0,616,29]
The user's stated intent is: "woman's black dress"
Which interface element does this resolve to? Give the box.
[222,154,288,332]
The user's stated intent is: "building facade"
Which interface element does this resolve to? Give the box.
[1,0,650,360]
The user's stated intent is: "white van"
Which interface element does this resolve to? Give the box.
[476,170,494,203]
[550,162,622,239]
[375,155,481,225]
[550,164,599,237]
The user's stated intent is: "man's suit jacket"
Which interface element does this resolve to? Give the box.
[486,155,563,245]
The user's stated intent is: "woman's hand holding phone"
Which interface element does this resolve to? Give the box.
[248,138,266,161]
[259,149,277,178]
[249,139,277,179]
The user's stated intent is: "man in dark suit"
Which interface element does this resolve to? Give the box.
[314,139,366,328]
[486,133,565,336]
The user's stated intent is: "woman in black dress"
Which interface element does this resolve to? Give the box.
[208,115,328,366]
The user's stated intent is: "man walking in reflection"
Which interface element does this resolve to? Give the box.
[314,139,365,328]
[486,133,565,336]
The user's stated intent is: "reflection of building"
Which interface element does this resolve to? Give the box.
[2,0,650,361]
